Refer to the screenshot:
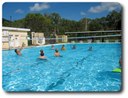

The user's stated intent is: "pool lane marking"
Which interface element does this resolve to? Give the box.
[3,68,21,76]
[45,46,102,90]
[74,45,104,69]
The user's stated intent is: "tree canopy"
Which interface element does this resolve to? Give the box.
[3,10,122,37]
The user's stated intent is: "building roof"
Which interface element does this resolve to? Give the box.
[2,27,30,32]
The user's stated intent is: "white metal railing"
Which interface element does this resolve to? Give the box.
[2,34,121,42]
[66,34,121,39]
[65,30,122,34]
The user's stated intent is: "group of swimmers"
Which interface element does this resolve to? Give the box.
[39,48,62,59]
[40,44,78,59]
[51,44,68,50]
[14,44,122,71]
[15,45,92,59]
[15,44,94,60]
[14,44,77,59]
[14,44,122,67]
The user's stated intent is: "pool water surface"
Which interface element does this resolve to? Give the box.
[2,43,122,91]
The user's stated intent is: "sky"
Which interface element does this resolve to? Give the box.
[2,2,122,21]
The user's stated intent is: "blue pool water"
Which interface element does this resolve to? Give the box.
[2,43,122,91]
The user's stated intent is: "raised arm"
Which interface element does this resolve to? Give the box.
[19,43,25,51]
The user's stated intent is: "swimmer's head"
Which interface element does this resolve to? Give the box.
[40,50,44,54]
[55,49,58,52]
[15,49,17,53]
[40,49,43,52]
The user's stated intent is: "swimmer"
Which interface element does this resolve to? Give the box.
[14,43,26,56]
[54,49,62,57]
[72,45,76,49]
[61,45,66,51]
[51,45,55,50]
[39,50,46,59]
[14,47,23,56]
[88,46,92,51]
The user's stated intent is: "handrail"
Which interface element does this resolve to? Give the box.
[65,30,122,34]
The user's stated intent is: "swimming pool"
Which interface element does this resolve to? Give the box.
[2,43,122,92]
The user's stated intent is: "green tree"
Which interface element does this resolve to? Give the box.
[2,18,12,27]
[49,13,61,34]
[24,13,51,37]
[106,10,121,30]
[88,19,103,31]
[12,19,25,28]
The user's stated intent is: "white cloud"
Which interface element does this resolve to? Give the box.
[30,3,50,12]
[88,2,121,13]
[15,9,24,14]
[80,11,87,16]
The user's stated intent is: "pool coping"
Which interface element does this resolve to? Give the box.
[2,42,121,51]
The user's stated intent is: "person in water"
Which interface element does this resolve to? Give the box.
[14,46,23,56]
[72,45,76,49]
[15,49,22,56]
[39,50,46,59]
[54,49,61,57]
[61,45,66,50]
[51,45,55,50]
[88,46,92,51]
